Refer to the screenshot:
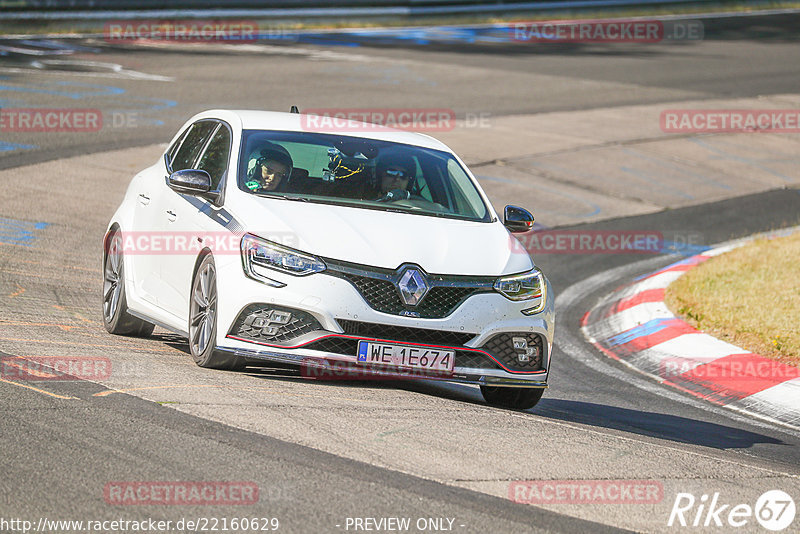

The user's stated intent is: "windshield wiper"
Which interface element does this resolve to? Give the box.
[253,192,309,202]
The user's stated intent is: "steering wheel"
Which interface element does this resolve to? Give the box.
[376,189,412,202]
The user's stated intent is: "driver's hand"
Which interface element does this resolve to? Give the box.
[377,189,411,202]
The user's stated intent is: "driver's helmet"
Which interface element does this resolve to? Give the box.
[246,143,294,186]
[375,152,417,190]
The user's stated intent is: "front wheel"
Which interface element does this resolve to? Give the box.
[480,386,544,410]
[189,254,244,370]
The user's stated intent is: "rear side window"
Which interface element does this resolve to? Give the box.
[171,121,218,172]
[196,125,231,190]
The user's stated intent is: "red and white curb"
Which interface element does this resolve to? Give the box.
[581,236,800,430]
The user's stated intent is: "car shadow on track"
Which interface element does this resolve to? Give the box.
[209,361,786,450]
[387,381,788,449]
[532,399,785,449]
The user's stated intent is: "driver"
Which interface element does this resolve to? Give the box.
[374,153,416,201]
[245,145,293,192]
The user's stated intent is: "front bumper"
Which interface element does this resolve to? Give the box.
[214,254,554,386]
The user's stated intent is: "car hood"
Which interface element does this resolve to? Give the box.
[229,195,533,276]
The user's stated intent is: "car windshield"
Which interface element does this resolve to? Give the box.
[238,130,491,222]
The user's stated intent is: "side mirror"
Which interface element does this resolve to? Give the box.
[504,205,534,233]
[167,169,220,202]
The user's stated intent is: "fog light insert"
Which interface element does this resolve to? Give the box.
[511,336,539,363]
[246,311,292,329]
[231,304,322,344]
[480,333,544,371]
[269,310,292,325]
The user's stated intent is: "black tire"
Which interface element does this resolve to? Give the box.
[103,230,155,337]
[188,254,244,370]
[480,386,544,410]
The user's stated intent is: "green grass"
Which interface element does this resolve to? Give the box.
[665,230,800,367]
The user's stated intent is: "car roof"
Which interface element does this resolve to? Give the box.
[191,109,454,152]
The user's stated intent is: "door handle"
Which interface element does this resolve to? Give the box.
[138,193,150,205]
[166,210,177,222]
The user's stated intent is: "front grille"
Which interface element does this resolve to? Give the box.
[422,287,481,317]
[304,329,502,372]
[323,258,494,319]
[304,337,358,356]
[337,319,475,346]
[480,332,545,372]
[228,304,323,344]
[345,274,404,314]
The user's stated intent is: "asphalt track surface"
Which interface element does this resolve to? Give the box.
[1,12,799,534]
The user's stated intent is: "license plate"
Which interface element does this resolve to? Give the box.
[356,341,455,373]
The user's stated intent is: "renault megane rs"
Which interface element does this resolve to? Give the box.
[102,109,554,409]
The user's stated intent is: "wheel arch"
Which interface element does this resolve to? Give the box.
[191,247,215,283]
[103,223,122,265]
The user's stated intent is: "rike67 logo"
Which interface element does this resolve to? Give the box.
[668,490,795,531]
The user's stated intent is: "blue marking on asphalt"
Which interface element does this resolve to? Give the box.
[619,166,694,200]
[126,98,178,112]
[0,217,50,246]
[299,38,361,47]
[0,97,31,107]
[689,137,793,182]
[293,24,524,46]
[492,163,604,218]
[106,97,177,127]
[658,241,710,257]
[607,318,675,346]
[632,255,705,281]
[0,81,125,100]
[0,141,37,152]
[17,39,101,53]
[621,147,732,191]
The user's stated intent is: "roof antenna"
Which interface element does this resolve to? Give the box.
[290,105,299,114]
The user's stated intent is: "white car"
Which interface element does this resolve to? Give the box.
[103,109,554,409]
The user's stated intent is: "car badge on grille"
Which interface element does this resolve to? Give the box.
[397,268,429,306]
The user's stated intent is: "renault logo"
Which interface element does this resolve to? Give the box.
[397,268,429,306]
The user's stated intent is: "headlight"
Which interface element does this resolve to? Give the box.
[494,268,545,305]
[241,233,325,285]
